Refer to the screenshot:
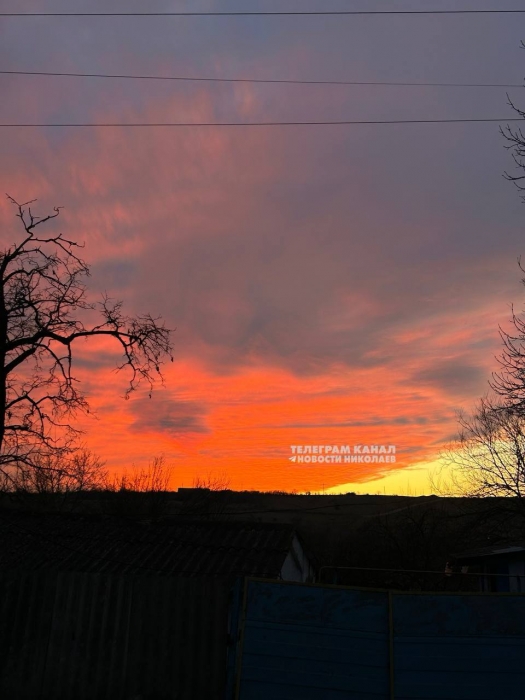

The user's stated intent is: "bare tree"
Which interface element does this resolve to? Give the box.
[111,454,174,492]
[0,447,108,512]
[0,195,173,483]
[490,290,525,413]
[435,81,525,519]
[438,398,525,523]
[492,85,525,410]
[10,447,107,495]
[192,472,231,492]
[501,67,525,204]
[105,455,174,520]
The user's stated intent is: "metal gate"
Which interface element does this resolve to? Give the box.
[231,579,525,699]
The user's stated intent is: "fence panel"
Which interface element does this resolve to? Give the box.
[233,580,525,700]
[235,579,390,699]
[393,593,525,700]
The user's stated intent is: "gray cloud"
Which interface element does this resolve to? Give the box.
[129,396,209,435]
[266,415,432,429]
[410,359,486,397]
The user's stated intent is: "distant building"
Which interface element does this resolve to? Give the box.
[452,542,525,592]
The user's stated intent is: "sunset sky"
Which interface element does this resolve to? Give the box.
[1,1,525,493]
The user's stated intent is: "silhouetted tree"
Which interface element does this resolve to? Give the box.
[9,447,107,494]
[104,455,174,520]
[1,447,108,512]
[490,290,525,413]
[438,398,525,529]
[443,85,525,513]
[501,69,525,203]
[493,85,525,410]
[111,454,174,492]
[0,195,173,485]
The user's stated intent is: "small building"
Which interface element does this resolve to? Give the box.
[451,542,525,593]
[0,511,315,699]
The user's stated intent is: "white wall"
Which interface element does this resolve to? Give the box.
[280,535,314,582]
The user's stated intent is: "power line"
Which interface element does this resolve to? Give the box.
[2,69,522,89]
[0,118,522,128]
[2,10,525,16]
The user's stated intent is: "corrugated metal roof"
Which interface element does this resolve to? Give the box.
[0,569,235,700]
[0,511,297,577]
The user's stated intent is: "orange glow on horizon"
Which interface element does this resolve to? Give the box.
[71,356,461,493]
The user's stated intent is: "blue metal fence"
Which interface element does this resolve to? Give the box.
[393,594,525,700]
[232,579,525,700]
